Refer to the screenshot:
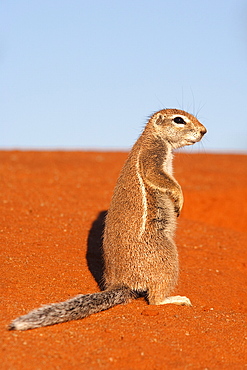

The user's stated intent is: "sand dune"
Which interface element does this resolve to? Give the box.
[1,151,247,369]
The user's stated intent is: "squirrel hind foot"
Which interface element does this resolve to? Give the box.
[155,295,192,306]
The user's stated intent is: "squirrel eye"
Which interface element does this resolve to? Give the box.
[173,116,186,125]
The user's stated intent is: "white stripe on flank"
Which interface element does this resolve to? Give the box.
[136,151,147,238]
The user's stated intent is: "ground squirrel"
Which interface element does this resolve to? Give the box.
[9,108,207,330]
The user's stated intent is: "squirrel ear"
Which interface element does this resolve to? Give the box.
[154,114,164,125]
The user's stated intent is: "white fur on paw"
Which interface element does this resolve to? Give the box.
[160,295,192,306]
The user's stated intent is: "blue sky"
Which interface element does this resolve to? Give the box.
[1,0,247,152]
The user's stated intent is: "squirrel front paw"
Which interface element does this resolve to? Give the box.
[173,190,183,217]
[175,204,181,217]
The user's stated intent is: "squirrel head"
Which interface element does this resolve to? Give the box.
[150,109,207,149]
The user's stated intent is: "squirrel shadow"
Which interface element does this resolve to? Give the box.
[86,210,107,290]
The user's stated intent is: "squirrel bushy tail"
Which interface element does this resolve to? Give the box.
[8,287,136,331]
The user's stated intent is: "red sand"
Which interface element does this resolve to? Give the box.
[1,151,247,369]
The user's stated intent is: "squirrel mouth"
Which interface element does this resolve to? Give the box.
[187,136,201,144]
[187,139,196,144]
